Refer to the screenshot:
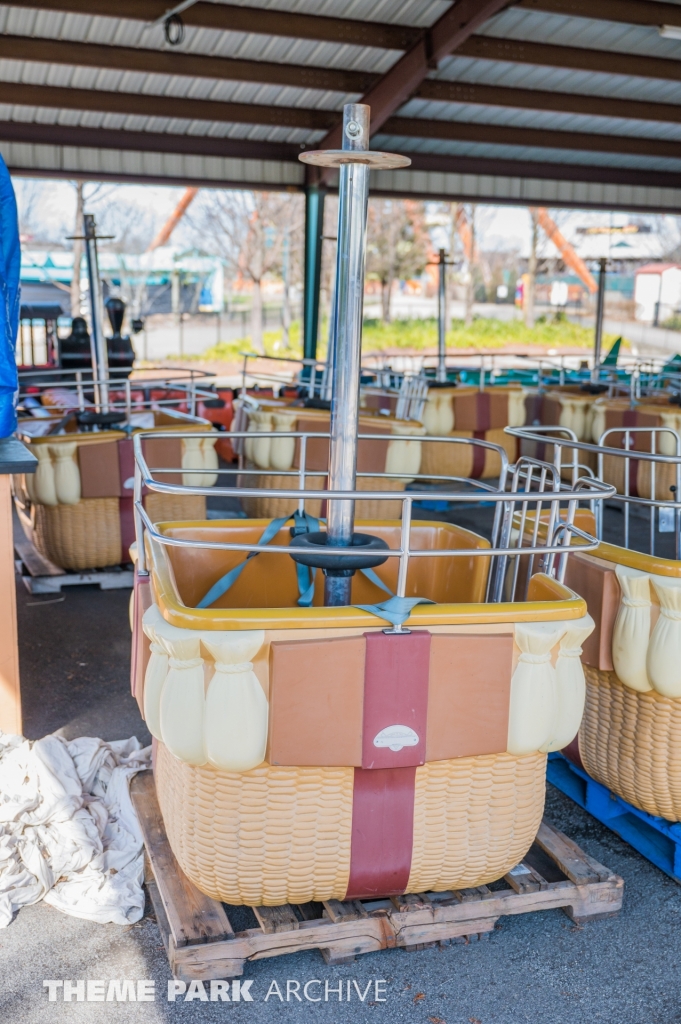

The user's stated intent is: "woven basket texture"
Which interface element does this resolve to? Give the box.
[239,469,405,521]
[422,433,473,479]
[601,454,677,501]
[155,742,546,905]
[239,471,326,519]
[31,492,206,571]
[581,665,681,820]
[143,492,206,523]
[421,429,516,481]
[408,752,546,893]
[33,497,121,570]
[156,742,354,906]
[558,449,597,482]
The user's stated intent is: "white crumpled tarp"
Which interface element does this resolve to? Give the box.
[0,731,151,928]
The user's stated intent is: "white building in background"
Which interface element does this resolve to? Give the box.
[538,212,670,263]
[634,264,681,324]
[19,247,228,317]
[549,281,569,307]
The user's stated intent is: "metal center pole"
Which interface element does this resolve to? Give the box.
[436,248,447,383]
[324,104,371,606]
[83,213,110,412]
[591,257,607,386]
[324,254,338,402]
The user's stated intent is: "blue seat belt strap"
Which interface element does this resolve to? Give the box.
[196,514,430,624]
[359,566,394,597]
[196,510,318,609]
[352,593,432,622]
[358,567,435,625]
[354,595,435,627]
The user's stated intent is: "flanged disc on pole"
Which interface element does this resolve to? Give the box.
[299,150,411,169]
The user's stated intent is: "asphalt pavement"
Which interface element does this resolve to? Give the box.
[3,510,681,1023]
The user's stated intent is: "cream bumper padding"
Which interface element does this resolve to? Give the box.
[507,616,594,756]
[144,606,268,773]
[144,604,591,771]
[608,565,681,699]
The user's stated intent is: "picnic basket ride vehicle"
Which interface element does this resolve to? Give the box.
[128,105,613,907]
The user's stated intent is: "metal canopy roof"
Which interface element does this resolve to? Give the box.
[4,0,681,210]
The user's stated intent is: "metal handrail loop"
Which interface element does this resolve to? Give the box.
[132,429,613,602]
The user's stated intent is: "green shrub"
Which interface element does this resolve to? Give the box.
[359,317,619,352]
[188,315,620,361]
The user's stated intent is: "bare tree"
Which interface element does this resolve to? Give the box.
[463,204,477,325]
[71,182,84,317]
[191,190,303,353]
[14,179,46,242]
[317,195,339,355]
[446,201,458,329]
[68,181,134,315]
[525,208,539,329]
[366,199,429,322]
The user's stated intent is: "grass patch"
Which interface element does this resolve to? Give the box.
[662,315,681,331]
[361,316,619,351]
[195,321,304,361]
[190,315,619,361]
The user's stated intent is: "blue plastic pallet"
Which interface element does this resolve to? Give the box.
[547,752,681,883]
[413,498,451,512]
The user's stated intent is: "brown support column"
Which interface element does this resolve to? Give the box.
[0,439,37,735]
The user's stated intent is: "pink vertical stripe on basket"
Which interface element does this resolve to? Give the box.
[345,766,416,899]
[361,630,429,770]
[345,630,430,898]
[477,391,492,433]
[130,569,152,701]
[117,438,137,561]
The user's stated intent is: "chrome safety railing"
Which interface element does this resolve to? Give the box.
[238,352,330,398]
[238,351,427,420]
[17,369,218,429]
[360,375,428,423]
[132,430,613,604]
[507,424,681,558]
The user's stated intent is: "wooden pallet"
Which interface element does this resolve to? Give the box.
[14,535,133,593]
[548,751,681,884]
[130,770,624,982]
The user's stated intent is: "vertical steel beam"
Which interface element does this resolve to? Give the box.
[83,213,109,411]
[315,0,510,175]
[592,257,607,385]
[437,247,447,383]
[303,181,325,363]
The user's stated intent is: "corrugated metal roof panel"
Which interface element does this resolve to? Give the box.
[374,133,681,173]
[399,98,681,143]
[6,97,681,162]
[6,93,681,158]
[479,7,681,61]
[435,56,681,106]
[208,0,448,26]
[373,166,681,213]
[0,104,325,144]
[0,58,358,107]
[5,137,681,213]
[4,0,681,207]
[0,6,402,75]
[0,138,306,184]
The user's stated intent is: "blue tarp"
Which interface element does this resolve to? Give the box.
[0,156,19,437]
